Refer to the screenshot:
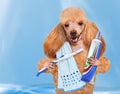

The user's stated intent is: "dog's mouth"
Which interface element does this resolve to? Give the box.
[69,33,82,43]
[70,36,79,43]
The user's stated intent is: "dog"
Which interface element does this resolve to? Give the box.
[38,7,110,94]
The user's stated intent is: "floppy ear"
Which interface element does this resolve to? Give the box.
[44,23,66,59]
[82,20,106,56]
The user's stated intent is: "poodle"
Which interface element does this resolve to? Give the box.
[38,7,110,94]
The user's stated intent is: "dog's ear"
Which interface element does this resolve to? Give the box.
[82,20,106,56]
[44,23,66,59]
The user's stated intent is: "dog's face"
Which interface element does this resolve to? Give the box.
[63,20,86,44]
[60,7,86,44]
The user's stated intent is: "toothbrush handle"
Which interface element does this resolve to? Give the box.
[36,67,48,76]
[36,61,57,76]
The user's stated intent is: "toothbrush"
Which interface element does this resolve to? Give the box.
[36,47,83,76]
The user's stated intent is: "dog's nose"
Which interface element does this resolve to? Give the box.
[70,30,77,36]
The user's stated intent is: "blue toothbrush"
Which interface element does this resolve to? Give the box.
[36,47,83,77]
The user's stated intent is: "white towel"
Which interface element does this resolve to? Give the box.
[56,42,86,92]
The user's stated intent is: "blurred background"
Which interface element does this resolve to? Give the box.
[0,0,120,93]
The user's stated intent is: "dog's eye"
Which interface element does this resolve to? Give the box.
[64,24,69,27]
[78,22,83,26]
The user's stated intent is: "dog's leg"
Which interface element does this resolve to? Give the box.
[97,56,110,74]
[38,58,56,74]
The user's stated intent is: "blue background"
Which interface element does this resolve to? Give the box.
[0,0,120,92]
